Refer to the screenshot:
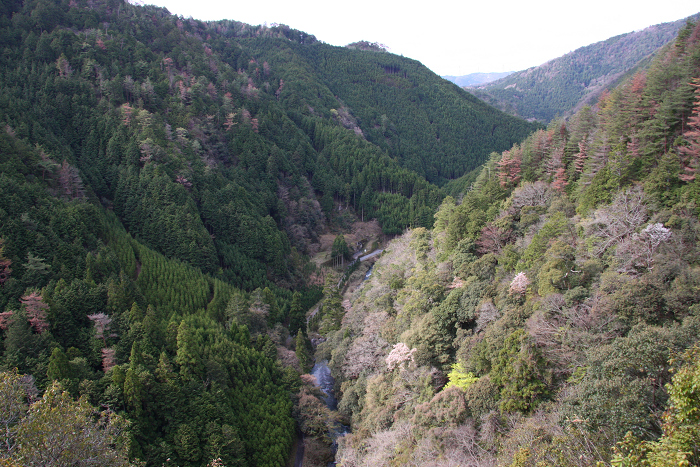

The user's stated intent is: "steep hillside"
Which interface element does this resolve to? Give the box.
[471,14,699,123]
[315,19,700,467]
[0,0,539,289]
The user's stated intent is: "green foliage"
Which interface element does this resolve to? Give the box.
[561,321,700,441]
[517,212,568,271]
[295,330,311,373]
[319,273,343,334]
[298,43,540,184]
[443,362,478,391]
[490,329,551,413]
[331,234,350,261]
[610,345,700,466]
[0,376,132,467]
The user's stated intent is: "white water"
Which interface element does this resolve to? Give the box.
[310,360,349,466]
[311,360,338,410]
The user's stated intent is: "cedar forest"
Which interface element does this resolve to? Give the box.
[0,1,699,467]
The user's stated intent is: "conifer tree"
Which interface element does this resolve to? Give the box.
[295,330,311,373]
[320,273,343,333]
[46,348,71,382]
[288,291,305,335]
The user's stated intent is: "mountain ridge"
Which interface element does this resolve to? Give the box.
[442,71,514,87]
[470,13,700,122]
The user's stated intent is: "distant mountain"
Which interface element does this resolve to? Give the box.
[442,71,514,87]
[470,13,700,123]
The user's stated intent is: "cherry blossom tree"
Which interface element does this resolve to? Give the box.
[386,343,416,371]
[509,272,530,295]
[87,313,113,345]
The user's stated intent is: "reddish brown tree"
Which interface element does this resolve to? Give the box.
[206,82,216,97]
[477,222,513,255]
[530,129,552,167]
[175,175,192,189]
[574,140,588,173]
[679,78,700,182]
[177,80,189,102]
[496,146,522,187]
[20,292,49,334]
[275,79,284,100]
[121,103,133,125]
[223,112,237,131]
[551,167,568,192]
[545,145,564,177]
[101,347,117,372]
[55,55,72,78]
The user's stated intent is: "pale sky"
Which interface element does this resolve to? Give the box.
[140,0,699,76]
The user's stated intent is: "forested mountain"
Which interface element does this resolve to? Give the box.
[470,14,699,123]
[4,0,700,466]
[0,0,541,465]
[312,18,700,467]
[443,71,514,87]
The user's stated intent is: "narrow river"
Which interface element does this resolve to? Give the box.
[310,360,349,466]
[295,263,373,466]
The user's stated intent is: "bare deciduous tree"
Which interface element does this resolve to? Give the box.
[615,222,672,273]
[477,223,512,255]
[583,187,648,257]
[509,181,552,214]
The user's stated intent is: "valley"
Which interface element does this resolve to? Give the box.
[0,1,699,466]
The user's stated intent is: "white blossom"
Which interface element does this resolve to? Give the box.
[509,272,530,295]
[386,343,416,371]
